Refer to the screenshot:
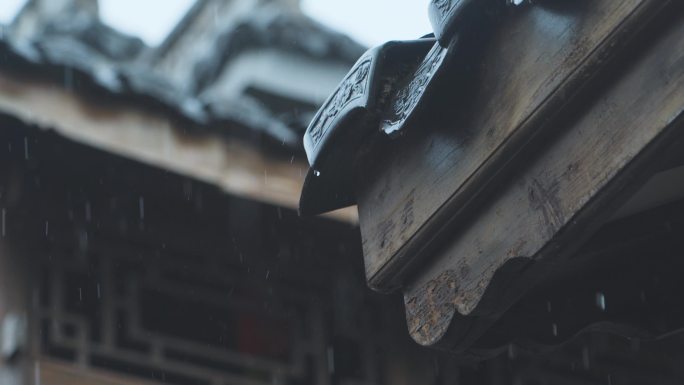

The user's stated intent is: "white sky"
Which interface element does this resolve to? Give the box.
[0,0,432,47]
[99,0,198,45]
[0,0,27,24]
[301,0,432,46]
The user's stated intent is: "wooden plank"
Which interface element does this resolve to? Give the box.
[401,7,684,349]
[356,0,669,289]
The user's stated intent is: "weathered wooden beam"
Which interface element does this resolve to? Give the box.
[357,0,673,290]
[398,5,684,351]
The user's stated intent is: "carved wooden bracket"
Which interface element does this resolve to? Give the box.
[300,38,446,215]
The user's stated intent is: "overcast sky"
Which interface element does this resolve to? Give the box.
[1,0,432,47]
[301,0,432,46]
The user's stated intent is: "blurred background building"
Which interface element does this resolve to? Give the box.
[0,0,460,384]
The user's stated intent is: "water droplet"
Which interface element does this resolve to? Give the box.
[596,292,606,311]
[552,323,558,336]
[79,230,88,251]
[327,346,335,374]
[85,202,92,222]
[34,362,41,385]
[314,170,321,177]
[507,344,516,360]
[582,346,591,370]
[139,197,145,220]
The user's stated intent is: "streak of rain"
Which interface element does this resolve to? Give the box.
[139,196,145,220]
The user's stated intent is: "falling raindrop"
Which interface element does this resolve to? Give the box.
[2,208,5,237]
[596,292,606,311]
[507,344,516,360]
[79,230,88,251]
[24,137,29,160]
[582,346,591,370]
[139,196,145,220]
[45,221,48,237]
[85,202,92,222]
[266,270,270,280]
[546,300,552,313]
[327,346,335,374]
[552,323,558,337]
[34,361,41,385]
[78,287,83,302]
[183,180,193,200]
[97,283,101,299]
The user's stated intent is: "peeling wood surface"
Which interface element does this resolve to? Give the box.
[357,0,668,288]
[404,270,459,346]
[0,71,358,223]
[401,8,684,348]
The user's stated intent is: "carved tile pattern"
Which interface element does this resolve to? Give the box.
[307,59,372,149]
[383,45,447,134]
[433,0,457,15]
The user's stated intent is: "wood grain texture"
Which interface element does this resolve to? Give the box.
[402,7,684,347]
[357,0,668,289]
